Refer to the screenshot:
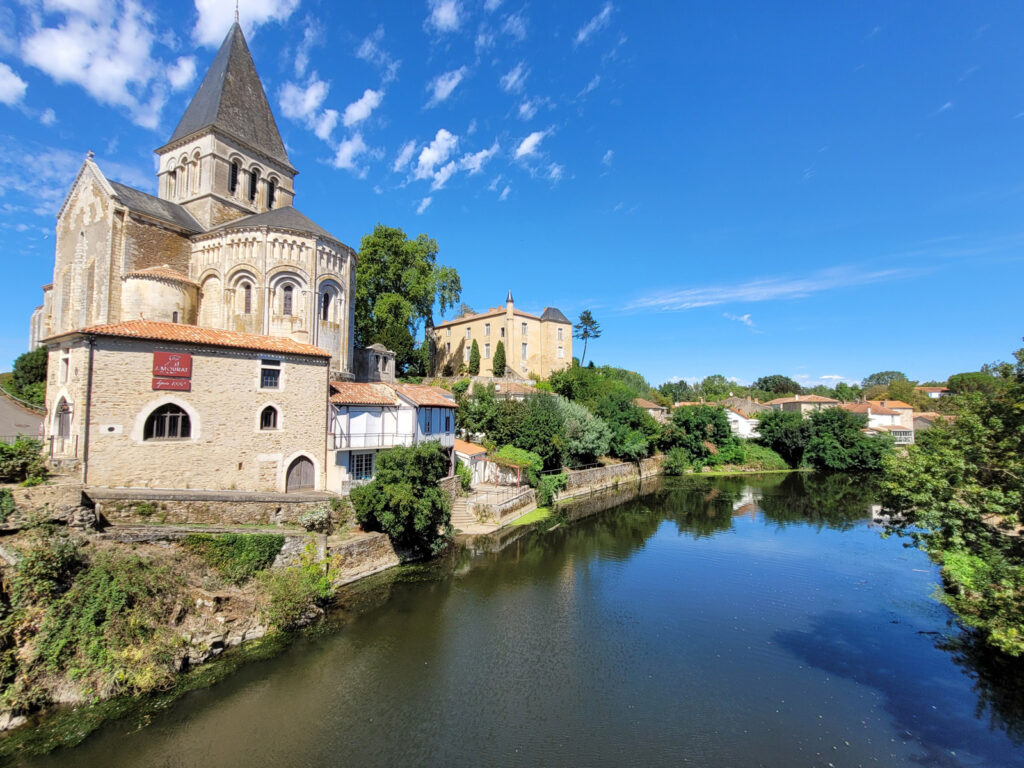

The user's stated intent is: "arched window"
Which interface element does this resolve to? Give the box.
[282,284,293,316]
[229,161,239,194]
[248,169,258,202]
[167,169,177,198]
[267,179,276,209]
[260,406,278,430]
[144,404,191,440]
[55,399,72,439]
[243,283,252,314]
[321,291,331,321]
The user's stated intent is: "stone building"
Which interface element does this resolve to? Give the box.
[30,21,357,378]
[430,292,572,379]
[44,321,331,492]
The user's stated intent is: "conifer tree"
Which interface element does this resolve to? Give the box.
[469,339,481,375]
[492,340,506,377]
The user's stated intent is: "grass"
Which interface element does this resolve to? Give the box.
[511,507,551,526]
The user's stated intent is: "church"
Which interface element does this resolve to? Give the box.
[33,21,455,494]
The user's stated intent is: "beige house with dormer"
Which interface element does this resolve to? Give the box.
[430,293,572,379]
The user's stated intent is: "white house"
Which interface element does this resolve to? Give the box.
[914,386,950,400]
[726,407,761,439]
[327,381,455,490]
[454,438,492,485]
[840,402,914,445]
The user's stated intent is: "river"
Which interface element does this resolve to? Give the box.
[13,473,1024,767]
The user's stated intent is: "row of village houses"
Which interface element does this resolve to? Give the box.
[633,390,953,446]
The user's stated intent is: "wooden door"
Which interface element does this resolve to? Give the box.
[286,456,315,492]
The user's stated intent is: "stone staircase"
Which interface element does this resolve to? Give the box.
[450,497,477,530]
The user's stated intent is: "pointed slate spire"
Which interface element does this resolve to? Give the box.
[506,290,514,304]
[166,22,292,169]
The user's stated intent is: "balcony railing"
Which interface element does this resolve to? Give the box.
[329,432,414,450]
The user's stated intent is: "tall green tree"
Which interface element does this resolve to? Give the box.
[752,374,803,396]
[355,224,461,374]
[492,340,506,377]
[861,370,908,389]
[468,340,481,375]
[756,410,812,468]
[5,348,47,405]
[804,407,891,472]
[573,310,602,366]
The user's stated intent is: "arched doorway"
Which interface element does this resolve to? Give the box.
[286,456,315,492]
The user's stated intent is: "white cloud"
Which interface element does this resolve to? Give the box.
[484,0,502,10]
[167,56,196,91]
[313,109,338,141]
[502,12,527,41]
[500,62,528,93]
[426,0,462,33]
[39,108,57,125]
[820,374,845,381]
[460,141,499,174]
[488,175,502,191]
[333,133,368,170]
[723,312,754,327]
[475,28,495,52]
[431,161,457,190]
[427,66,468,106]
[547,163,564,182]
[602,149,614,166]
[575,3,614,46]
[627,267,913,312]
[393,140,416,172]
[415,129,459,179]
[578,74,600,96]
[466,118,477,135]
[0,62,26,105]
[342,88,383,127]
[518,99,538,120]
[499,185,510,201]
[356,27,401,83]
[514,129,548,158]
[20,3,171,128]
[417,196,433,214]
[192,0,301,47]
[279,76,329,121]
[294,20,318,77]
[933,100,953,116]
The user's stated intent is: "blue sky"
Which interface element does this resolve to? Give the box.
[1,1,1022,388]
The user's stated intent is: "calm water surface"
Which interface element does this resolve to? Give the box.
[16,474,1024,767]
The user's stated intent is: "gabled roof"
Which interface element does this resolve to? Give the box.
[206,205,341,243]
[868,399,913,410]
[329,382,399,406]
[540,307,570,324]
[434,306,541,328]
[164,22,292,170]
[45,320,331,357]
[765,394,839,405]
[454,438,487,457]
[394,384,456,407]
[633,397,667,411]
[109,181,203,233]
[841,402,899,416]
[124,266,199,287]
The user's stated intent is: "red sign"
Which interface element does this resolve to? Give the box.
[153,351,192,378]
[153,377,191,392]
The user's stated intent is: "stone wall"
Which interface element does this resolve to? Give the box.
[89,490,328,526]
[563,455,664,493]
[495,488,535,519]
[328,531,400,586]
[438,474,461,506]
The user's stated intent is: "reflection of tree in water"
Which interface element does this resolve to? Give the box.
[758,472,877,531]
[942,630,1024,745]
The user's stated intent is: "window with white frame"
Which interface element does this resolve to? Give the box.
[484,323,490,336]
[260,359,281,389]
[465,328,471,340]
[484,343,490,358]
[521,343,527,359]
[351,452,374,480]
[464,346,470,362]
[521,322,528,336]
[558,346,564,358]
[557,327,563,341]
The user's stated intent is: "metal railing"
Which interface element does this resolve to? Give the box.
[340,478,373,493]
[329,432,414,450]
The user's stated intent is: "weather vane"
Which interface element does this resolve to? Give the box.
[235,0,239,24]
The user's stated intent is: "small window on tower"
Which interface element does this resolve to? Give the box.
[229,161,239,194]
[322,291,332,321]
[248,170,258,202]
[267,179,276,209]
[282,285,293,316]
[243,283,252,314]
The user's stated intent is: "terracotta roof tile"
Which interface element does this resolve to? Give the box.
[868,400,912,410]
[454,439,487,456]
[494,381,539,396]
[633,397,667,410]
[394,384,456,407]
[124,266,199,287]
[840,402,900,416]
[329,382,398,406]
[46,320,331,357]
[765,394,839,405]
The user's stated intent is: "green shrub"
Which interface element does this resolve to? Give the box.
[11,527,83,604]
[182,533,284,584]
[741,442,790,471]
[0,489,14,523]
[258,543,335,630]
[33,552,182,696]
[298,505,332,533]
[455,460,472,491]
[535,472,567,506]
[0,438,46,483]
[663,447,692,476]
[493,445,543,485]
[451,379,470,399]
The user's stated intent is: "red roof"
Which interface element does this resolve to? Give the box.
[765,395,839,405]
[46,320,331,357]
[494,381,538,396]
[329,382,398,406]
[841,402,900,416]
[454,439,487,456]
[868,400,912,410]
[914,386,949,393]
[394,384,455,407]
[633,397,667,411]
[124,266,199,287]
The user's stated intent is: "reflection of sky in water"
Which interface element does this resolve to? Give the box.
[19,475,1024,768]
